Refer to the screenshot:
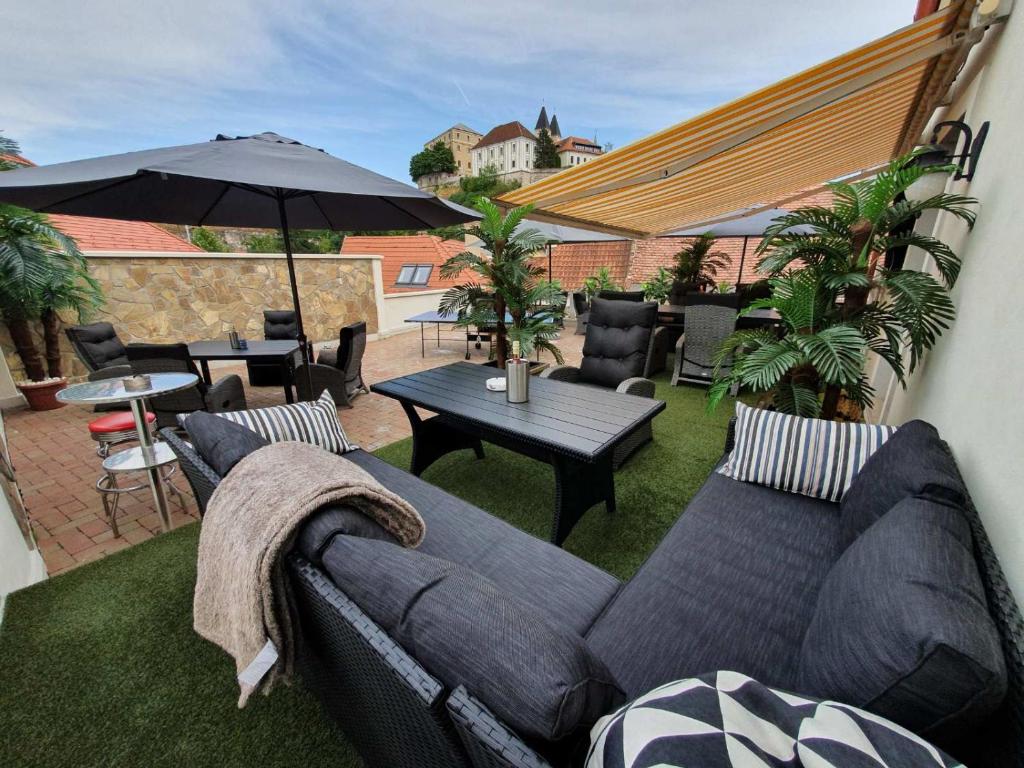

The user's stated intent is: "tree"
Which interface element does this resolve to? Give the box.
[533,129,561,169]
[708,151,977,420]
[409,142,457,181]
[243,231,283,253]
[439,199,564,368]
[673,233,732,291]
[190,226,228,252]
[448,165,521,208]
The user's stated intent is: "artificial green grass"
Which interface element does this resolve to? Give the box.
[0,378,734,767]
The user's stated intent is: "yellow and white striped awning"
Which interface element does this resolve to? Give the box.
[500,3,975,238]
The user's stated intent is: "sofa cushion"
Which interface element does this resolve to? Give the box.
[216,389,356,454]
[579,298,657,389]
[294,505,396,563]
[838,420,967,550]
[586,470,840,697]
[797,496,1006,740]
[719,402,897,502]
[343,449,621,636]
[587,671,963,768]
[322,536,625,742]
[183,410,269,476]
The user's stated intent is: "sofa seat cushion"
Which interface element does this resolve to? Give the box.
[341,450,621,636]
[797,496,1006,742]
[586,471,840,697]
[579,298,657,389]
[322,535,626,742]
[838,420,967,551]
[587,671,963,768]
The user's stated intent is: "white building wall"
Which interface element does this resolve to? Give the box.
[379,289,448,336]
[472,137,536,175]
[872,10,1024,601]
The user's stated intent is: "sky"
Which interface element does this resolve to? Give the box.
[4,1,916,184]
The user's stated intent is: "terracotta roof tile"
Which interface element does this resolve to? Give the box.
[340,234,467,294]
[472,121,535,150]
[556,136,601,153]
[46,214,202,252]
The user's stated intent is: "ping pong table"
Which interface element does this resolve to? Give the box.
[405,310,501,359]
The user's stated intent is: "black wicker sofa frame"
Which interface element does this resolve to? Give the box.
[161,424,1024,768]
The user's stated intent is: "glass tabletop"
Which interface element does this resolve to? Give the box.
[57,372,198,405]
[102,442,177,473]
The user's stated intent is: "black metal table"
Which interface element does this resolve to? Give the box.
[657,304,781,326]
[188,340,300,403]
[372,362,666,546]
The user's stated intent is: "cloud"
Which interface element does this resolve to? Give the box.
[2,0,917,180]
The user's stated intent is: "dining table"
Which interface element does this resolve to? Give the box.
[187,339,301,403]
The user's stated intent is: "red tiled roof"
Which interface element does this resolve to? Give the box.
[47,214,202,252]
[556,136,601,153]
[545,241,633,290]
[472,122,535,150]
[340,234,467,294]
[1,154,34,167]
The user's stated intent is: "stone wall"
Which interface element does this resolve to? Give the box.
[1,252,379,383]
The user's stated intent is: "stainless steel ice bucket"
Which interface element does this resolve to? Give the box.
[506,359,530,403]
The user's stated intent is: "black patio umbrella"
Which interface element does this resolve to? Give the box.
[668,207,813,286]
[0,132,479,395]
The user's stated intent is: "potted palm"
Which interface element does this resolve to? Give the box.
[581,266,621,299]
[439,199,564,370]
[670,232,732,300]
[1,142,103,409]
[708,151,976,419]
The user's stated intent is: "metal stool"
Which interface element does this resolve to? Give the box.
[88,410,157,457]
[97,444,187,537]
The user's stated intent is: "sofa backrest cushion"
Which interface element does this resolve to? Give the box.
[294,505,396,564]
[579,298,657,389]
[838,419,967,550]
[183,410,269,477]
[322,535,625,742]
[797,496,1006,743]
[719,402,897,502]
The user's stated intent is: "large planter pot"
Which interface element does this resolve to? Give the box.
[16,378,68,411]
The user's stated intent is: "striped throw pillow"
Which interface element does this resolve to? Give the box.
[216,390,356,455]
[719,402,896,502]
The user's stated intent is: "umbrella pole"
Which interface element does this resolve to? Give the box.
[736,236,748,289]
[276,192,315,401]
[548,243,553,280]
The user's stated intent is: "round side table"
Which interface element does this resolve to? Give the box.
[57,373,198,532]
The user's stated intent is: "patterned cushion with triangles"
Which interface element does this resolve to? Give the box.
[587,671,963,768]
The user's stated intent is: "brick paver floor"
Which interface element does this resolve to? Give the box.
[4,329,584,576]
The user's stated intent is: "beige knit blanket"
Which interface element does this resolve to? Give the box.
[193,441,424,707]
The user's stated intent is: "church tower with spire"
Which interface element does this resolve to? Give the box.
[549,113,561,140]
[534,106,550,133]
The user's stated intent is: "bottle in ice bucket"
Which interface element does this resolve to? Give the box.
[506,339,529,403]
[228,323,241,350]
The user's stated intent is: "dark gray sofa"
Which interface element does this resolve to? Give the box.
[162,420,1024,768]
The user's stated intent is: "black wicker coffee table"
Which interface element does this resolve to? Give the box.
[372,362,666,546]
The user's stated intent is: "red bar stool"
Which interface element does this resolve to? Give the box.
[87,411,156,457]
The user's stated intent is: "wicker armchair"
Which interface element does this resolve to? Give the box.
[247,309,300,387]
[295,321,369,407]
[671,303,738,389]
[126,343,246,429]
[542,298,663,468]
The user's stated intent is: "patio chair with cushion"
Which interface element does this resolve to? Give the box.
[571,291,590,335]
[542,297,666,467]
[126,343,246,429]
[671,302,738,388]
[164,414,1023,768]
[65,322,132,381]
[246,310,300,387]
[294,321,369,407]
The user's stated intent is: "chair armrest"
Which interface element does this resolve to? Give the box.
[205,374,247,412]
[295,363,350,404]
[160,427,221,514]
[88,364,133,381]
[617,377,655,398]
[446,685,554,768]
[317,347,338,368]
[540,365,581,383]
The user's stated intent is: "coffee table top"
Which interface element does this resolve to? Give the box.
[57,372,198,405]
[372,362,665,462]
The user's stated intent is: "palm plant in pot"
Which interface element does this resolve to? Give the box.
[671,232,732,299]
[439,199,564,369]
[1,141,103,409]
[707,152,976,420]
